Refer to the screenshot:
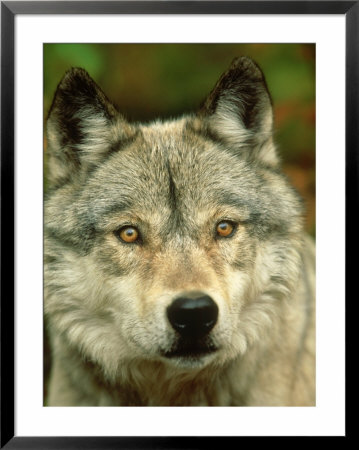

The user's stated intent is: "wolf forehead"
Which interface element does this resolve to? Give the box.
[85,119,255,210]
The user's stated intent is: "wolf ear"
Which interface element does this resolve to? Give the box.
[198,57,277,166]
[46,68,135,187]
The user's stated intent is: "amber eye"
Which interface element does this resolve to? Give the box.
[216,221,235,238]
[115,226,140,244]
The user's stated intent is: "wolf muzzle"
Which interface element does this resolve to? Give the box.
[167,292,218,339]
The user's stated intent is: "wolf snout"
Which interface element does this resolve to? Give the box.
[166,292,219,339]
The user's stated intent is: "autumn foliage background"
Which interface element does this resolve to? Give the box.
[44,43,315,235]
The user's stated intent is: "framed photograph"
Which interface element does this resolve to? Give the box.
[1,1,354,447]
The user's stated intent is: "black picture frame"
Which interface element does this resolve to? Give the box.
[1,1,355,447]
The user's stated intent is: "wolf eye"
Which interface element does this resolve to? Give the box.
[115,226,140,244]
[216,221,235,238]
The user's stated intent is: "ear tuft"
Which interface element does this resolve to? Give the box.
[198,57,278,166]
[46,68,135,187]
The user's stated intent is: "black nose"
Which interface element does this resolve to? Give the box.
[167,293,218,339]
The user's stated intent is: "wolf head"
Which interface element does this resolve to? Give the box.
[45,57,303,378]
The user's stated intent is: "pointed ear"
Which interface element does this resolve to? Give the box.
[198,57,277,166]
[46,68,136,187]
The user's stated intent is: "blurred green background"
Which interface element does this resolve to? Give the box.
[44,43,315,234]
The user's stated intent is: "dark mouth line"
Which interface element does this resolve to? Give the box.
[163,346,218,359]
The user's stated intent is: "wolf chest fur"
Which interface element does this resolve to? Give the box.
[45,57,315,406]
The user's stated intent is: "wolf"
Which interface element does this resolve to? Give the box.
[44,56,315,406]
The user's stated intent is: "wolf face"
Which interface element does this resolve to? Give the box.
[45,58,306,388]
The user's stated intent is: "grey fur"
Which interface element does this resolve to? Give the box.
[45,57,315,406]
